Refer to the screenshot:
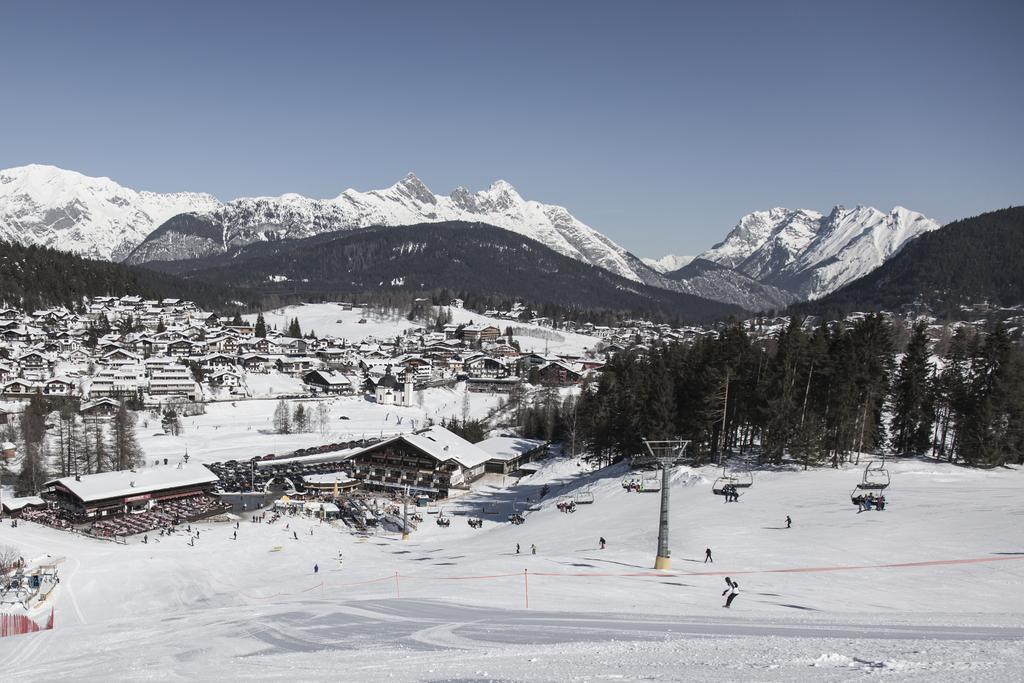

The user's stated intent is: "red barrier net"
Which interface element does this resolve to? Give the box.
[0,608,54,638]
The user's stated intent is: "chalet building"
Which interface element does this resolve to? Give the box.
[201,353,237,371]
[537,361,583,386]
[464,356,510,379]
[276,356,318,376]
[303,370,359,395]
[79,397,121,419]
[42,377,76,396]
[207,370,242,389]
[475,436,548,474]
[461,324,501,344]
[42,463,219,521]
[101,349,143,367]
[17,350,51,373]
[2,378,38,396]
[346,426,492,498]
[240,353,274,373]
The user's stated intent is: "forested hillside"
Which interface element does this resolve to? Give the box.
[514,317,1024,468]
[146,222,744,323]
[799,207,1024,317]
[0,241,240,311]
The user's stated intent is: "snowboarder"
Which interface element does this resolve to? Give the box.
[314,564,319,574]
[531,544,537,555]
[785,515,792,529]
[705,547,713,563]
[516,543,520,554]
[722,577,739,608]
[599,537,606,550]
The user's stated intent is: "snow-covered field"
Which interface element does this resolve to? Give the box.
[244,302,603,356]
[1,458,1022,680]
[136,385,502,466]
[243,303,423,343]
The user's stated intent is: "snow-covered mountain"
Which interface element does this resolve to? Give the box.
[0,164,940,310]
[696,205,940,300]
[0,165,219,260]
[641,254,694,273]
[125,173,661,285]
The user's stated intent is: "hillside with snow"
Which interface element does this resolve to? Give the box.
[641,253,694,273]
[0,165,219,260]
[696,205,940,300]
[1,454,1021,680]
[125,173,664,287]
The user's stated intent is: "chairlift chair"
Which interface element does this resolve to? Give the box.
[860,461,891,490]
[712,467,753,495]
[573,489,595,504]
[640,471,661,492]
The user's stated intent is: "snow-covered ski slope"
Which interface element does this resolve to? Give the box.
[1,458,1022,680]
[137,390,502,465]
[245,302,602,355]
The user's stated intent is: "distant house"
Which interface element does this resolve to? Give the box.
[303,370,359,395]
[537,361,583,386]
[207,370,242,389]
[464,356,510,380]
[42,376,76,396]
[462,324,501,344]
[79,397,121,419]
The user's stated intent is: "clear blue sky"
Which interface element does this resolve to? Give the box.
[2,1,1021,257]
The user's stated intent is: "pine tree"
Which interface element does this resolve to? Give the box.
[255,313,267,338]
[231,311,244,326]
[273,400,291,434]
[292,403,310,433]
[316,402,330,435]
[287,317,302,338]
[890,322,935,455]
[111,402,143,470]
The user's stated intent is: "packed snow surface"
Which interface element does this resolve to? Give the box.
[244,302,602,356]
[1,458,1022,680]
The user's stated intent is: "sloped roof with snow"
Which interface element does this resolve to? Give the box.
[401,426,493,470]
[44,463,218,503]
[475,437,547,462]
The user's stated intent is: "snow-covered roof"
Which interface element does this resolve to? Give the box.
[2,495,45,510]
[475,436,547,463]
[45,463,218,503]
[400,426,493,470]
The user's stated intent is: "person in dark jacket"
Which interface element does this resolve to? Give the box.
[722,577,739,607]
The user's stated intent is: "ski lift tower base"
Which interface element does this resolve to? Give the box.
[643,439,689,571]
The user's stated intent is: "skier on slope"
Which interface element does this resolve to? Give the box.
[786,515,792,529]
[599,537,606,550]
[722,577,739,608]
[314,564,319,574]
[516,543,520,554]
[531,544,537,555]
[705,547,713,563]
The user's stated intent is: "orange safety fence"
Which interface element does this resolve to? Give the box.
[0,608,54,638]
